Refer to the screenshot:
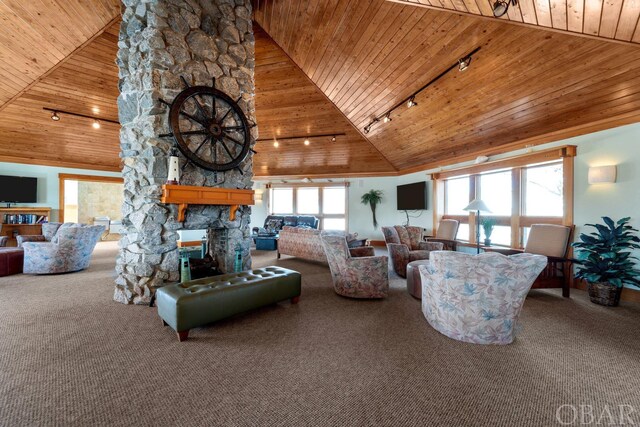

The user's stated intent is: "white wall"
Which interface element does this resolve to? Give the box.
[0,162,121,221]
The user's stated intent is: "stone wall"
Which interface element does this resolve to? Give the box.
[115,0,256,305]
[77,181,124,224]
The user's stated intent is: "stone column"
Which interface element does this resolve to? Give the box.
[115,0,256,305]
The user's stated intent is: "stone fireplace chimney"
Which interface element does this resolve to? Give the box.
[115,0,256,304]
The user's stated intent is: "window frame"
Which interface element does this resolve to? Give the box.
[432,146,575,249]
[267,182,349,231]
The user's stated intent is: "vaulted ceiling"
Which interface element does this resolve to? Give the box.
[0,0,639,176]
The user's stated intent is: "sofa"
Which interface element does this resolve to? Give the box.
[420,251,547,345]
[21,223,105,274]
[278,226,371,263]
[253,215,319,236]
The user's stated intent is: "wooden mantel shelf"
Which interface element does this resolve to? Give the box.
[161,184,255,222]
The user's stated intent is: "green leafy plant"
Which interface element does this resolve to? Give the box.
[481,217,496,239]
[571,217,640,288]
[361,190,383,229]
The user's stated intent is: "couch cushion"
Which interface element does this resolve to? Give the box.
[394,226,412,247]
[409,250,432,262]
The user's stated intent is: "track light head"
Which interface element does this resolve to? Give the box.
[383,113,392,123]
[304,139,310,146]
[92,119,101,129]
[363,125,371,134]
[492,0,516,17]
[407,97,417,108]
[273,140,279,148]
[331,135,336,142]
[51,111,60,121]
[458,56,472,72]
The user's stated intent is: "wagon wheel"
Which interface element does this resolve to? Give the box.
[167,80,251,172]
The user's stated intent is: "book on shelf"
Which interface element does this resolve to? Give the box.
[2,214,48,225]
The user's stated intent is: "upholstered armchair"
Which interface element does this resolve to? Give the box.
[420,251,547,345]
[381,225,443,278]
[485,224,573,297]
[426,219,459,251]
[0,236,7,247]
[16,222,64,247]
[22,224,104,274]
[320,234,389,299]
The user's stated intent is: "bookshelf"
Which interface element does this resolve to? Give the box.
[0,207,52,247]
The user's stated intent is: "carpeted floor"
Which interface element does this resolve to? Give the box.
[1,242,639,426]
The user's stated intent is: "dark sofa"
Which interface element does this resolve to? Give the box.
[253,215,319,236]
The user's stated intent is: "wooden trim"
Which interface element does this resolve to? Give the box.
[254,171,399,179]
[267,182,350,188]
[385,0,640,48]
[177,241,203,247]
[432,146,576,180]
[0,15,121,113]
[58,174,123,223]
[574,280,640,304]
[0,155,121,173]
[511,170,521,247]
[370,240,386,247]
[161,185,255,222]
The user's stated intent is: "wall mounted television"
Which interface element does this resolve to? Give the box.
[397,181,428,210]
[0,175,38,204]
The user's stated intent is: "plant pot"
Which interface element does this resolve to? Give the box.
[587,282,622,307]
[483,239,491,246]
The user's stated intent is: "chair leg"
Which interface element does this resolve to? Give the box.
[161,319,168,327]
[291,296,300,304]
[277,251,281,259]
[177,330,189,342]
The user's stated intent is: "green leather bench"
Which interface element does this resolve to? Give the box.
[156,266,302,341]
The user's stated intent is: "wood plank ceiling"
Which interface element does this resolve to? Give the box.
[253,0,640,171]
[253,26,395,176]
[0,22,121,171]
[391,0,640,45]
[0,0,120,109]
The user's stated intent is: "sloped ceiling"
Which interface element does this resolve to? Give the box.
[392,0,640,45]
[0,0,120,109]
[253,0,640,172]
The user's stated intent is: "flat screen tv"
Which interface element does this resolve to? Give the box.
[0,175,38,203]
[397,181,428,210]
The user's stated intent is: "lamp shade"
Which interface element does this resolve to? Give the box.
[463,199,491,213]
[588,165,616,184]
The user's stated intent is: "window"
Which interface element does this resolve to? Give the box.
[434,146,574,249]
[269,185,348,230]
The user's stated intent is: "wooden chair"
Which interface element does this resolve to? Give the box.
[486,224,574,297]
[426,219,459,251]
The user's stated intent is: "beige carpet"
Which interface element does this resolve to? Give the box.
[1,242,639,426]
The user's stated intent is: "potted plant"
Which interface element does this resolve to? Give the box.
[361,190,383,229]
[571,216,640,307]
[481,217,496,246]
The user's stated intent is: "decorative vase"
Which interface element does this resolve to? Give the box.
[484,238,491,246]
[587,282,622,307]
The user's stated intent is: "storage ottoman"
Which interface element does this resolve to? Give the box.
[0,248,24,277]
[406,259,430,299]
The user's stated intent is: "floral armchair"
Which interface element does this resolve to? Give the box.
[381,225,443,278]
[320,233,389,299]
[0,236,7,247]
[17,222,65,247]
[419,251,547,345]
[22,224,105,274]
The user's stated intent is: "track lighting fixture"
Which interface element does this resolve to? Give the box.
[304,139,310,146]
[331,135,336,142]
[273,141,279,148]
[257,133,346,145]
[43,107,118,128]
[492,0,517,17]
[362,46,481,135]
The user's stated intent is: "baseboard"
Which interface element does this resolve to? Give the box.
[574,279,640,304]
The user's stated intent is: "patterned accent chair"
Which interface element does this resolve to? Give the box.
[22,224,105,274]
[0,236,7,247]
[420,251,547,345]
[320,233,389,299]
[381,225,443,278]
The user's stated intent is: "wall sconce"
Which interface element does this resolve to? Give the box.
[588,165,617,184]
[254,189,264,202]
